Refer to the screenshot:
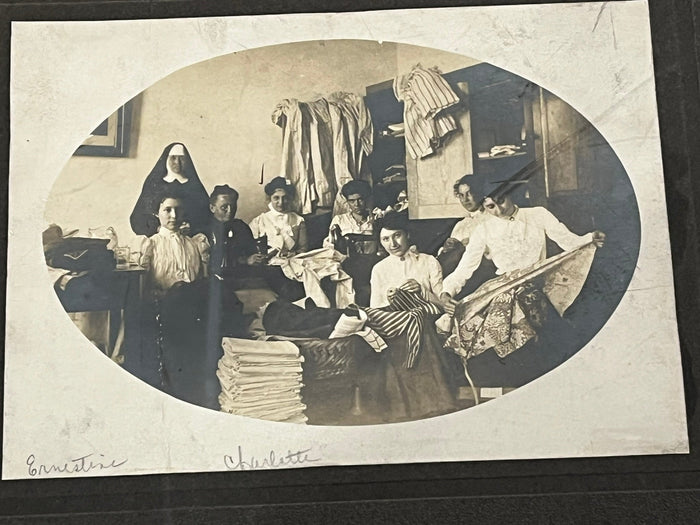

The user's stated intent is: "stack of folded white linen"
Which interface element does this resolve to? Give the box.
[218,338,307,424]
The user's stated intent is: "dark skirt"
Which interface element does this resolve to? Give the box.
[140,278,248,409]
[380,326,458,422]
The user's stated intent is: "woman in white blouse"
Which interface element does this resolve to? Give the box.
[140,188,209,299]
[249,177,308,256]
[367,210,457,421]
[370,211,443,309]
[137,187,218,407]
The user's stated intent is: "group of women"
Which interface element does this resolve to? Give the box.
[127,142,457,419]
[128,141,604,421]
[130,143,388,302]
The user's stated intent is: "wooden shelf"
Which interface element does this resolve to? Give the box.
[476,151,529,161]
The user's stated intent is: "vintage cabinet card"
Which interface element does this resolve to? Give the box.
[4,1,688,479]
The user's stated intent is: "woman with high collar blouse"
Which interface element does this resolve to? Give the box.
[370,211,443,309]
[249,177,308,256]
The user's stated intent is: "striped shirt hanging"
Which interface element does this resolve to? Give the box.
[393,64,461,159]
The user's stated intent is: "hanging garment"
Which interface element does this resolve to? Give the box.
[272,99,315,214]
[393,64,461,159]
[327,92,374,216]
[326,100,352,209]
[305,98,337,208]
[328,91,374,181]
[272,93,374,215]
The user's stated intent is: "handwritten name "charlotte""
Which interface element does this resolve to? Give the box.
[26,454,128,477]
[224,445,320,471]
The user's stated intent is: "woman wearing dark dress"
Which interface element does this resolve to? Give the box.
[130,142,211,237]
[206,184,265,283]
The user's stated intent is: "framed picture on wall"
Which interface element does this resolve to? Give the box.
[73,100,132,157]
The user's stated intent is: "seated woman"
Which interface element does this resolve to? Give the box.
[324,180,374,250]
[248,177,308,301]
[324,180,377,306]
[138,187,223,408]
[370,211,443,309]
[249,177,308,256]
[207,184,265,285]
[439,181,606,389]
[130,143,211,237]
[365,210,457,421]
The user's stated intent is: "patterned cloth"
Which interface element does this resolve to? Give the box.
[444,243,597,359]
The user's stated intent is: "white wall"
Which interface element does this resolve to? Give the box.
[45,40,478,248]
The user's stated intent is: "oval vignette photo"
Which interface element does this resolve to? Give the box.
[43,40,640,426]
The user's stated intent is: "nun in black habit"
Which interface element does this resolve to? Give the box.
[130,142,211,237]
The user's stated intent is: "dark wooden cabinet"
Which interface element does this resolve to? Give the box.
[363,62,630,238]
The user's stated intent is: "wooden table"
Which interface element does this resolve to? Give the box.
[53,265,145,361]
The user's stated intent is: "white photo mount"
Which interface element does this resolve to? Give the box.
[4,1,688,480]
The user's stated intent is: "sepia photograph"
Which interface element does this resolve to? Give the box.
[45,41,638,425]
[4,1,688,479]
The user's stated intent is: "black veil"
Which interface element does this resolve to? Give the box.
[129,142,211,236]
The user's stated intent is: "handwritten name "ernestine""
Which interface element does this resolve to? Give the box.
[26,454,128,477]
[224,445,320,471]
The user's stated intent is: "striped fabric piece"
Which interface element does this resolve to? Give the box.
[364,288,441,368]
[394,65,461,159]
[364,307,425,369]
[387,287,442,316]
[407,67,461,118]
[402,105,458,160]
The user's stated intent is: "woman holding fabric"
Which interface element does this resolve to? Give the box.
[439,180,606,389]
[249,177,308,256]
[130,142,211,237]
[365,210,457,422]
[248,177,307,301]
